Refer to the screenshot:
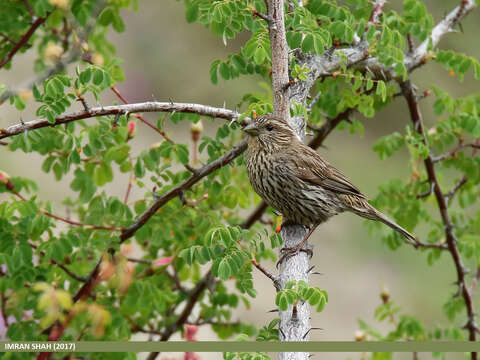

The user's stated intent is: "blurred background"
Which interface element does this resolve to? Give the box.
[1,0,479,358]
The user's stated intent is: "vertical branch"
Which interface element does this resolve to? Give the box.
[268,1,310,359]
[268,0,290,122]
[401,80,477,360]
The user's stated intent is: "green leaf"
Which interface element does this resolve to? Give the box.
[134,159,145,178]
[186,4,199,23]
[93,69,104,86]
[301,34,314,53]
[253,47,266,65]
[275,292,289,311]
[218,258,232,280]
[376,80,387,102]
[80,68,92,84]
[175,144,189,165]
[219,62,230,80]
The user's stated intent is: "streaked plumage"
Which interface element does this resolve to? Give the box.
[244,114,415,241]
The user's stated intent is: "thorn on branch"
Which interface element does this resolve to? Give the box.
[302,327,323,339]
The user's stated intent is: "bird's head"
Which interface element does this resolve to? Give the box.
[242,115,296,152]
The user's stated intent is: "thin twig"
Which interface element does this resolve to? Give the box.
[445,174,468,203]
[31,242,88,282]
[23,0,35,17]
[124,172,134,204]
[432,142,480,163]
[252,259,278,283]
[6,183,121,231]
[252,9,272,22]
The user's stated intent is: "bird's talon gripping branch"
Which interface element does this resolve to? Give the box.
[277,246,313,268]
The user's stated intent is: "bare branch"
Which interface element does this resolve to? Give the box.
[0,102,241,140]
[268,0,291,122]
[267,1,311,358]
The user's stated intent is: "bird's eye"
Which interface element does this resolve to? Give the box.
[266,124,274,131]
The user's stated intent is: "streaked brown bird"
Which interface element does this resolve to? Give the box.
[244,114,415,257]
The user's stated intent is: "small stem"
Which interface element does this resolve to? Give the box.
[8,185,121,231]
[252,259,278,284]
[110,86,175,144]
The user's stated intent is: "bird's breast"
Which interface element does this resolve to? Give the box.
[246,148,343,225]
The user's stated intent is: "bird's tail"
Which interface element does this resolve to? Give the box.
[353,202,416,242]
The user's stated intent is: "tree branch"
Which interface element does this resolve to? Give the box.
[0,102,241,140]
[406,0,477,70]
[0,1,106,103]
[110,86,174,144]
[431,141,480,163]
[0,13,50,69]
[38,138,247,346]
[120,138,247,243]
[401,80,477,359]
[146,271,214,360]
[366,0,386,29]
[267,1,311,359]
[29,242,87,282]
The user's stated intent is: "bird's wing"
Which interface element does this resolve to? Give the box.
[284,145,367,199]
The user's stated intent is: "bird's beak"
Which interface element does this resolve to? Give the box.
[242,123,259,136]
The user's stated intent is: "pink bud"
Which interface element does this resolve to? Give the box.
[128,121,136,134]
[185,324,198,341]
[0,171,9,184]
[153,257,173,267]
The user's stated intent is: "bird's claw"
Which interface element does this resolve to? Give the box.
[276,245,313,268]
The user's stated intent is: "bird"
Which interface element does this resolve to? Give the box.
[243,114,416,260]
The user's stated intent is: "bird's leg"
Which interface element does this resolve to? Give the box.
[277,223,319,267]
